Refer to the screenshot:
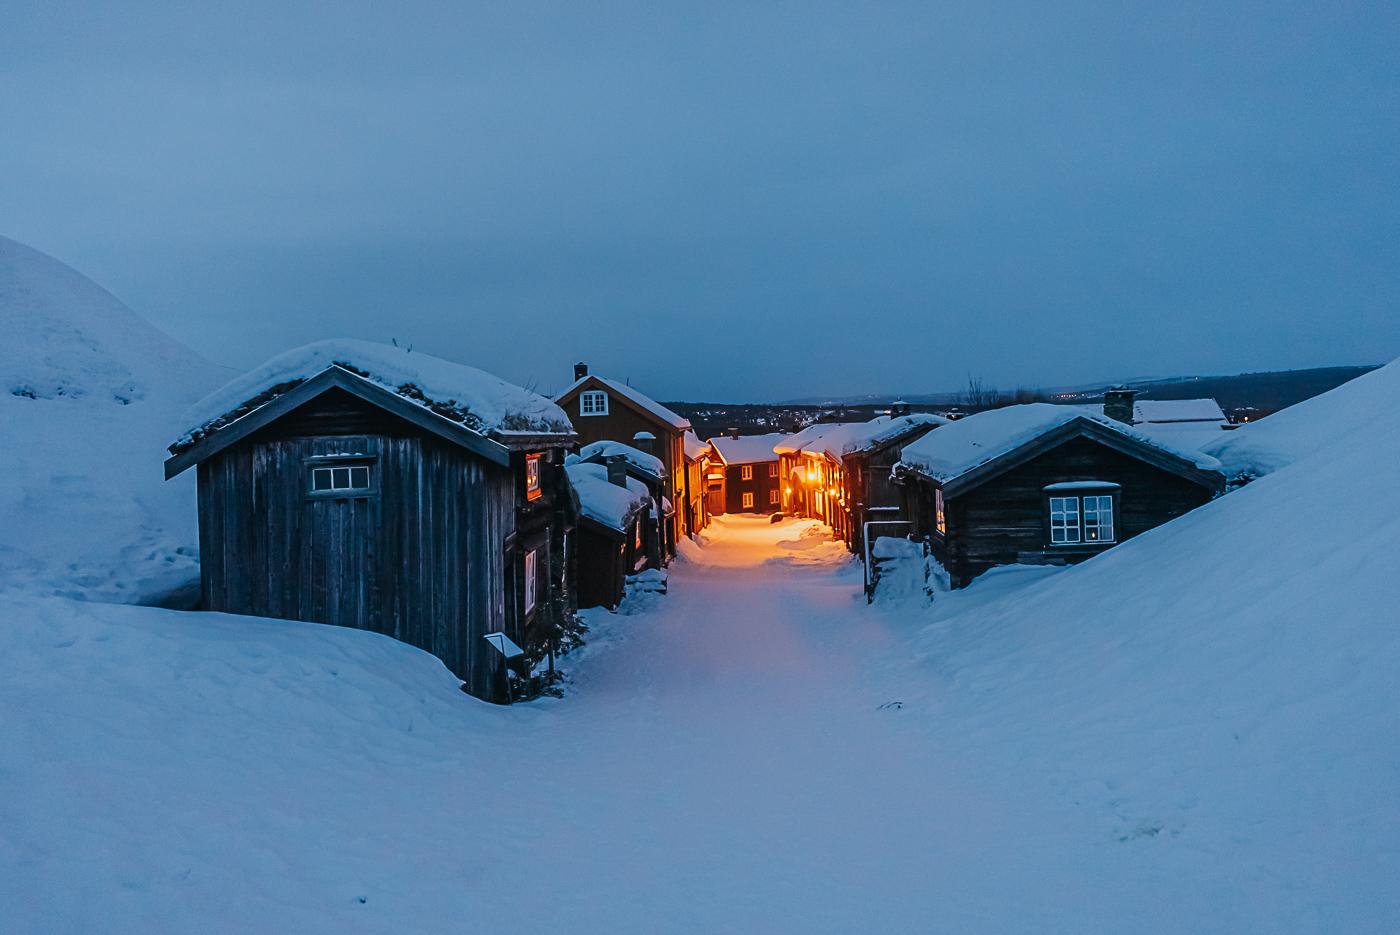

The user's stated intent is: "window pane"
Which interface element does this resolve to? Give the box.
[313,469,331,491]
[332,467,351,488]
[351,466,369,489]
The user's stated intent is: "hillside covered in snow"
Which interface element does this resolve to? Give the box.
[0,235,228,603]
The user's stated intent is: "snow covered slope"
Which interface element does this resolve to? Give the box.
[908,356,1400,930]
[0,235,227,602]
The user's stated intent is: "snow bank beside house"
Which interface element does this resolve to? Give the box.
[902,366,1400,931]
[0,235,228,602]
[899,403,1221,483]
[571,440,664,479]
[1201,357,1399,480]
[565,462,651,532]
[177,339,572,452]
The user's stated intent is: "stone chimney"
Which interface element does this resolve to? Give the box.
[632,431,655,455]
[573,362,588,382]
[891,400,910,417]
[1103,387,1137,424]
[605,454,628,488]
[728,427,740,439]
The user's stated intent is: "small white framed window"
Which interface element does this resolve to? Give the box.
[310,463,372,495]
[935,488,946,536]
[741,465,754,481]
[769,489,779,505]
[1049,496,1081,544]
[579,390,608,416]
[768,463,778,477]
[742,492,755,509]
[524,549,538,615]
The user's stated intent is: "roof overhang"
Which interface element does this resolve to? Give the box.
[165,366,574,479]
[908,417,1224,499]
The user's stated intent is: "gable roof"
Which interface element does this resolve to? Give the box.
[165,340,574,478]
[1133,398,1227,424]
[683,430,710,462]
[554,374,690,431]
[708,432,786,465]
[898,403,1223,497]
[800,413,950,460]
[773,421,854,455]
[565,462,652,533]
[570,440,665,482]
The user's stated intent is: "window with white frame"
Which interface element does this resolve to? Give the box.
[769,489,779,504]
[310,462,372,495]
[742,492,755,509]
[741,465,753,481]
[1049,496,1082,544]
[768,463,778,477]
[523,549,538,614]
[934,488,946,536]
[579,390,608,416]
[1081,495,1115,542]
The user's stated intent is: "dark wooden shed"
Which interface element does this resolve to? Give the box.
[164,343,577,703]
[895,404,1224,588]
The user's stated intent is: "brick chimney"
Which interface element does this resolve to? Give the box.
[605,454,628,488]
[1103,387,1137,424]
[632,431,655,455]
[573,362,588,382]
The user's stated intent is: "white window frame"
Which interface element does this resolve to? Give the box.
[934,488,946,536]
[768,463,778,477]
[742,491,755,509]
[1048,496,1082,545]
[769,489,780,505]
[309,461,374,497]
[523,549,538,615]
[741,464,754,481]
[579,390,609,416]
[1081,494,1115,543]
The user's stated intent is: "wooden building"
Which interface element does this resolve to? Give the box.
[894,403,1225,588]
[164,340,577,703]
[707,431,785,514]
[682,430,712,534]
[565,458,653,610]
[570,439,668,568]
[554,364,691,544]
[775,422,847,520]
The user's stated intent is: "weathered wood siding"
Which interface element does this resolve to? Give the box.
[928,435,1215,587]
[196,389,521,700]
[717,460,780,514]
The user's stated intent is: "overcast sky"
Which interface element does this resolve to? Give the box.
[3,1,1397,401]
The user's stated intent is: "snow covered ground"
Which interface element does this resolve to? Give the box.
[5,502,1396,932]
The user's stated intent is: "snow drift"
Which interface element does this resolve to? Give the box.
[0,235,228,602]
[908,358,1400,931]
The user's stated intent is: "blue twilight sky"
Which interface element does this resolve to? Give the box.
[2,1,1397,401]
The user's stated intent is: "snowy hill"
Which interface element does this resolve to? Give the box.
[907,358,1400,930]
[0,235,228,602]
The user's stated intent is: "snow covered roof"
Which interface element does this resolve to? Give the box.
[709,431,786,465]
[565,462,651,533]
[1133,398,1226,424]
[773,422,845,455]
[571,440,664,480]
[555,375,690,430]
[898,403,1222,489]
[173,339,572,456]
[683,430,709,461]
[801,413,949,460]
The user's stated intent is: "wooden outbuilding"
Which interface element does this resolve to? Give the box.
[707,431,785,514]
[570,439,668,569]
[164,340,577,703]
[894,403,1225,588]
[565,458,653,609]
[554,364,691,544]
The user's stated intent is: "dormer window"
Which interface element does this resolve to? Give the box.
[525,453,542,501]
[580,390,608,416]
